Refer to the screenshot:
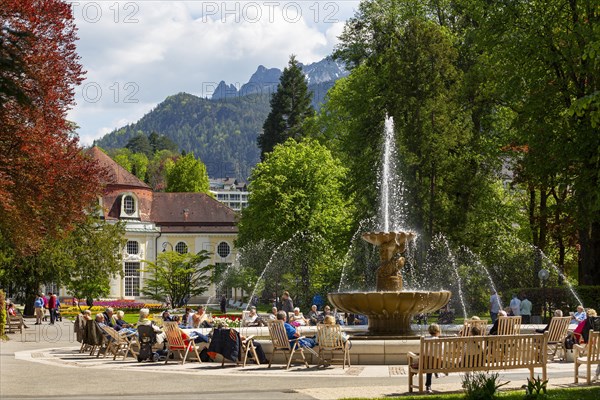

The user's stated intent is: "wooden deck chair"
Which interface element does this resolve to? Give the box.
[83,320,105,356]
[546,316,571,360]
[497,316,522,335]
[101,326,139,361]
[163,321,201,365]
[316,324,351,369]
[240,336,261,367]
[460,319,488,336]
[213,328,260,367]
[268,320,309,370]
[575,331,600,384]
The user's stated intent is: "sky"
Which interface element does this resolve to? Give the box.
[66,0,360,145]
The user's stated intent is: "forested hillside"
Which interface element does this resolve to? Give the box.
[95,93,271,179]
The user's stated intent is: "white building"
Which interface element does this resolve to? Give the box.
[209,177,249,211]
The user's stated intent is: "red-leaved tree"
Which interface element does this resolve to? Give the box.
[0,0,103,255]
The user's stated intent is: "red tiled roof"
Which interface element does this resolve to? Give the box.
[151,192,238,228]
[87,146,151,189]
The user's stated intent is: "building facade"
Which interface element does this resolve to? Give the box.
[87,147,239,302]
[209,177,249,211]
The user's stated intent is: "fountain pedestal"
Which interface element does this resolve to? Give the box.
[329,231,451,335]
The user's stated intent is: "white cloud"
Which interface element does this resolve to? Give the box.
[67,1,360,145]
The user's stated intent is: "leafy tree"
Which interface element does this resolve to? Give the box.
[0,0,103,254]
[147,150,177,191]
[148,131,178,154]
[258,55,314,159]
[112,148,133,172]
[130,152,149,181]
[463,0,600,284]
[125,134,152,157]
[142,250,213,307]
[165,152,210,193]
[237,138,352,307]
[62,213,126,307]
[1,208,125,314]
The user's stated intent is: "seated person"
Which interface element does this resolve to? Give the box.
[571,305,586,324]
[277,311,316,348]
[307,305,319,326]
[322,315,350,346]
[573,308,597,344]
[268,307,278,320]
[184,328,210,344]
[102,307,120,330]
[162,311,173,321]
[333,308,345,325]
[183,307,193,328]
[6,301,29,329]
[191,305,213,328]
[113,310,134,335]
[319,305,332,323]
[137,308,166,344]
[240,332,269,364]
[355,314,368,325]
[289,307,308,327]
[82,310,92,321]
[95,313,107,328]
[488,310,507,335]
[535,310,563,333]
[243,306,264,327]
[458,316,481,336]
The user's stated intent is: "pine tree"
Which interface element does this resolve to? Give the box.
[258,55,314,159]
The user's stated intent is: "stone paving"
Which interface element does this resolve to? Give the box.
[2,318,599,400]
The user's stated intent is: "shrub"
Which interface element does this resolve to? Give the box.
[514,286,600,316]
[522,376,548,400]
[462,372,508,400]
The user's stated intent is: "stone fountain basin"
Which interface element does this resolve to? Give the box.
[328,291,451,317]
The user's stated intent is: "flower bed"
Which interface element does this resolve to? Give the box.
[60,301,163,317]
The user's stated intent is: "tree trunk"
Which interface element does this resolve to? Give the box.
[23,282,37,317]
[578,221,600,285]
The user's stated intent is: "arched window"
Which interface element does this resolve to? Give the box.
[175,241,188,254]
[126,241,139,255]
[123,195,135,215]
[217,241,231,258]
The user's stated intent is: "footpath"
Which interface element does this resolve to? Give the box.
[0,317,596,400]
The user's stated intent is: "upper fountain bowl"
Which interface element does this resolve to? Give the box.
[361,231,416,246]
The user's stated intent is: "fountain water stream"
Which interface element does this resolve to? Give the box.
[328,115,451,335]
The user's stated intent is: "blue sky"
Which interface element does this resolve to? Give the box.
[66,1,360,145]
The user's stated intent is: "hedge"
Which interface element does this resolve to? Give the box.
[513,286,600,317]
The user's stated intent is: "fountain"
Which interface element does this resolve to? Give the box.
[328,115,451,335]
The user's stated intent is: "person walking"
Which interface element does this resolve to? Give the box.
[509,293,521,316]
[34,293,44,325]
[48,292,57,325]
[520,294,532,324]
[281,291,294,321]
[490,290,501,323]
[220,295,227,314]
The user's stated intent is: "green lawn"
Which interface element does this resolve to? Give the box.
[344,386,600,400]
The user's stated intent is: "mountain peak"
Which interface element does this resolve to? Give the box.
[211,56,348,100]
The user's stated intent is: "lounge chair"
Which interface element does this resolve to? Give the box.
[267,320,309,370]
[162,321,201,365]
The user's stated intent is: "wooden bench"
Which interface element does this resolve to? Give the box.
[460,319,488,336]
[497,316,522,335]
[6,315,23,334]
[546,316,571,361]
[574,330,600,384]
[408,333,548,393]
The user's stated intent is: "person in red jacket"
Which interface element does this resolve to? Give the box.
[48,292,57,325]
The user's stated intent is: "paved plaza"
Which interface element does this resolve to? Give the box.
[1,318,597,400]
